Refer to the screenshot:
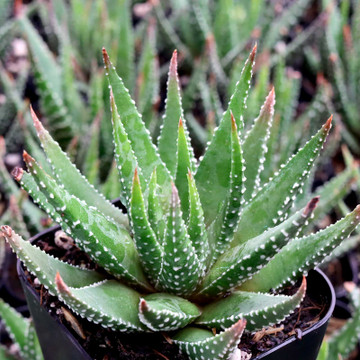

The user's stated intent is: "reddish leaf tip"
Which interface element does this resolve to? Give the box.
[303,196,320,217]
[187,168,193,179]
[324,115,333,132]
[178,117,183,128]
[102,47,110,68]
[55,272,71,295]
[250,43,257,62]
[30,106,43,132]
[232,318,247,337]
[169,49,178,78]
[354,204,360,217]
[139,299,149,313]
[133,167,139,183]
[11,167,24,182]
[1,225,12,238]
[230,111,237,132]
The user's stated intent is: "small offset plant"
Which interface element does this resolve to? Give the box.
[2,47,360,360]
[0,298,43,360]
[317,284,360,360]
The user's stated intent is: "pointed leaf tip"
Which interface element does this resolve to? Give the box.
[230,112,237,132]
[232,318,247,336]
[324,115,333,132]
[139,299,149,312]
[179,117,183,128]
[30,105,43,133]
[133,168,139,183]
[11,167,24,182]
[355,204,360,216]
[55,272,71,295]
[1,225,12,238]
[250,43,257,61]
[102,47,110,68]
[303,196,320,217]
[22,151,34,165]
[170,50,178,76]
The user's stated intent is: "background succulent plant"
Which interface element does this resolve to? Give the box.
[2,46,360,360]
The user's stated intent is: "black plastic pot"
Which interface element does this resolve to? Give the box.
[18,226,335,360]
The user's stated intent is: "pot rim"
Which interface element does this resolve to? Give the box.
[17,225,336,360]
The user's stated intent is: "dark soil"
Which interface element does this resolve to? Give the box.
[22,230,327,360]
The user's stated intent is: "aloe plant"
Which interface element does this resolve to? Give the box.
[1,47,360,360]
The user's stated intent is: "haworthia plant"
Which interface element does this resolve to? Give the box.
[2,48,360,360]
[0,297,43,360]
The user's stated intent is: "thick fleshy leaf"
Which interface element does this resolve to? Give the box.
[233,117,332,246]
[0,298,29,358]
[138,293,201,331]
[198,197,318,297]
[30,108,128,227]
[103,48,172,203]
[158,50,195,176]
[157,185,202,296]
[55,275,146,332]
[173,319,246,360]
[196,276,306,331]
[1,226,105,295]
[147,169,166,239]
[21,153,151,291]
[195,45,256,226]
[23,323,43,360]
[110,92,145,208]
[187,170,209,265]
[241,205,360,292]
[175,118,192,219]
[208,113,244,264]
[242,88,275,201]
[130,169,163,285]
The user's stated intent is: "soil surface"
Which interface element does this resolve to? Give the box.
[22,230,328,360]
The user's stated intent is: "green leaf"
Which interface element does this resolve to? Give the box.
[198,197,318,297]
[241,205,360,292]
[208,113,244,264]
[103,48,172,203]
[158,50,195,176]
[173,319,246,360]
[101,160,121,201]
[157,184,202,296]
[196,277,306,331]
[130,169,163,285]
[233,117,332,246]
[195,45,256,225]
[55,275,146,332]
[21,153,151,291]
[243,88,275,201]
[139,293,201,331]
[175,118,192,219]
[30,108,128,227]
[187,170,209,265]
[1,226,105,295]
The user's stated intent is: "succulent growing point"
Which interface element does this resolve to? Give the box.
[2,46,360,360]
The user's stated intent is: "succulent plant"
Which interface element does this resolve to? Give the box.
[317,283,360,360]
[0,297,43,360]
[2,46,360,360]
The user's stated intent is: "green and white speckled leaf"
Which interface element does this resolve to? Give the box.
[22,153,151,291]
[22,323,43,360]
[30,108,127,227]
[173,319,246,360]
[139,293,201,331]
[175,118,192,220]
[208,113,244,264]
[326,287,360,360]
[158,50,195,176]
[147,169,166,240]
[233,117,332,246]
[110,93,146,209]
[0,298,29,359]
[130,169,163,285]
[187,170,209,266]
[242,88,275,201]
[198,197,318,297]
[55,275,146,332]
[103,48,172,204]
[157,185,202,296]
[196,276,306,331]
[241,205,360,293]
[1,226,105,295]
[195,46,256,226]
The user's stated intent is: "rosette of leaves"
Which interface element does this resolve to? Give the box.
[317,284,360,360]
[0,297,43,360]
[2,47,360,360]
